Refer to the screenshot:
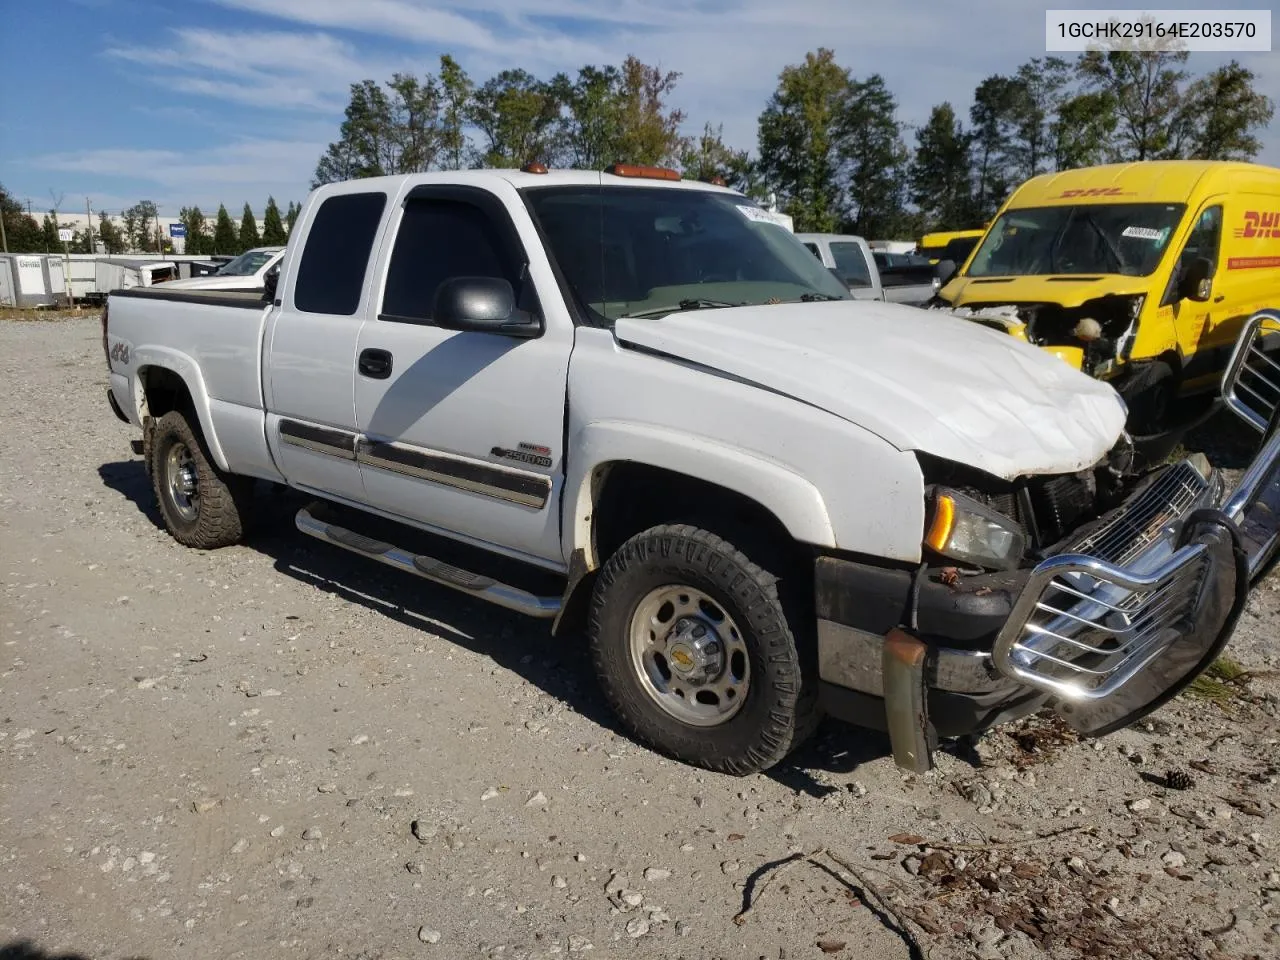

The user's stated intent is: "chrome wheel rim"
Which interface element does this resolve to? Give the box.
[165,442,199,523]
[628,585,750,727]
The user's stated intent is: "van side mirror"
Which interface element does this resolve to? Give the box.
[432,277,539,338]
[1178,256,1214,302]
[934,259,958,287]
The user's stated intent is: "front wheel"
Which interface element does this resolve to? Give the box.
[587,524,818,776]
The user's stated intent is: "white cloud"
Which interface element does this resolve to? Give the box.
[36,139,323,211]
[105,28,379,111]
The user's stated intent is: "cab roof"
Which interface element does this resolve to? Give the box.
[1008,160,1280,207]
[311,168,743,199]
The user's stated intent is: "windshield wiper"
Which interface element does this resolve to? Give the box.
[620,298,747,319]
[795,292,843,302]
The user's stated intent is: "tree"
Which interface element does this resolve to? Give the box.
[1052,91,1118,170]
[1,183,43,252]
[679,123,755,190]
[468,69,565,167]
[909,103,977,229]
[386,72,443,173]
[285,201,300,234]
[212,204,238,254]
[1006,58,1071,180]
[41,212,60,252]
[239,203,260,250]
[97,211,125,255]
[179,206,209,255]
[1180,61,1274,161]
[756,49,850,233]
[314,79,394,186]
[123,200,157,251]
[438,55,474,171]
[838,74,909,238]
[261,197,287,245]
[561,65,623,168]
[613,56,686,166]
[1077,48,1190,160]
[969,74,1021,218]
[556,57,686,169]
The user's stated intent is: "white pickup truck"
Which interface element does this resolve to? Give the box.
[101,165,1280,776]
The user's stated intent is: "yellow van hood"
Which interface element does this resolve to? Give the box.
[942,274,1148,308]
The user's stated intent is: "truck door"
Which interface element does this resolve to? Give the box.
[1165,202,1224,389]
[828,240,882,301]
[263,189,388,503]
[352,184,572,565]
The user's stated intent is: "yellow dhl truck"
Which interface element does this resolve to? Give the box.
[935,160,1280,431]
[916,228,985,265]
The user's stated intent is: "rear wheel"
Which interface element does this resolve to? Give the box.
[587,524,818,776]
[149,410,254,548]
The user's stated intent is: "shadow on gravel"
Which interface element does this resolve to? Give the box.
[0,942,146,960]
[98,459,902,786]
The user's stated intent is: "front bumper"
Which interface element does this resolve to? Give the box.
[818,315,1280,771]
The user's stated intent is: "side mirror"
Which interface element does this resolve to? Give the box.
[1179,256,1214,302]
[432,277,539,337]
[262,265,279,302]
[934,259,958,287]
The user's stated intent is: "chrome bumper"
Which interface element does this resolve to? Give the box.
[992,309,1280,733]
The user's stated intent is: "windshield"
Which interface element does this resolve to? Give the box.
[216,250,276,277]
[966,203,1186,278]
[523,186,851,322]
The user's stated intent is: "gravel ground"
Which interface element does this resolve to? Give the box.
[2,316,1279,960]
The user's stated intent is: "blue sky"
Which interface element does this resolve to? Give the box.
[1,0,1275,219]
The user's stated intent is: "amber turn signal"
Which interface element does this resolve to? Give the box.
[925,493,956,551]
[605,163,681,181]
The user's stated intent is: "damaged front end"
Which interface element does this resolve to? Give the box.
[817,312,1280,772]
[941,293,1145,380]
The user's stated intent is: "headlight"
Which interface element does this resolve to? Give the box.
[924,488,1026,570]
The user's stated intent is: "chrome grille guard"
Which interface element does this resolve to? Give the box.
[1221,309,1280,579]
[993,309,1280,723]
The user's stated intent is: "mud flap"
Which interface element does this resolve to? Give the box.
[1055,509,1249,738]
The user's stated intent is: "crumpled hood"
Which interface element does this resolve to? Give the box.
[942,274,1148,308]
[614,299,1128,480]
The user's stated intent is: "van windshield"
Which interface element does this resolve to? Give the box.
[966,203,1186,278]
[523,185,851,323]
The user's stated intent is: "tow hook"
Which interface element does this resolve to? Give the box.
[883,629,935,774]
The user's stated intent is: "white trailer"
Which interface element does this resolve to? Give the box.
[0,254,67,308]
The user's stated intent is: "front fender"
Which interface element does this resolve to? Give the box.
[564,419,835,569]
[128,346,230,471]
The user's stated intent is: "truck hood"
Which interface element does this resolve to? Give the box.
[941,273,1148,308]
[613,300,1127,480]
[160,275,263,291]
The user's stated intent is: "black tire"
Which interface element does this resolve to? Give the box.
[587,524,819,776]
[1119,360,1175,437]
[149,410,254,549]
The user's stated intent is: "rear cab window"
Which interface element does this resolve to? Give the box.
[293,192,388,315]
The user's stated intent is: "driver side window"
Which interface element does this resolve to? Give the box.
[380,198,526,325]
[1180,205,1222,272]
[1163,204,1222,306]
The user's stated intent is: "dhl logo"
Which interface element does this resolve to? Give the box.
[1234,210,1280,239]
[1057,187,1127,198]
